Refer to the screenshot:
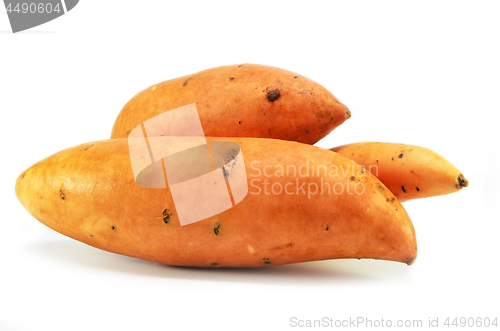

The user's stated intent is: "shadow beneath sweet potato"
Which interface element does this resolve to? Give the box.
[27,239,414,286]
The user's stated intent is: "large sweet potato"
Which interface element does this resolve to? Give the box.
[16,138,416,267]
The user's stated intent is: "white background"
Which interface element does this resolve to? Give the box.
[1,1,499,330]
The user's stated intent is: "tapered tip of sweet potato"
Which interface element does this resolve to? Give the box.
[405,254,417,266]
[399,231,417,266]
[457,174,469,188]
[345,107,351,119]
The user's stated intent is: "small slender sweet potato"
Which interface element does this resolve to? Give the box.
[16,138,416,267]
[331,142,468,202]
[111,64,351,144]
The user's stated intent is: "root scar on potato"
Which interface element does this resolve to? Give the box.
[457,174,469,188]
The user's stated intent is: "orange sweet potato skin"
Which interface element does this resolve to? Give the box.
[16,138,416,267]
[331,142,468,202]
[110,64,351,144]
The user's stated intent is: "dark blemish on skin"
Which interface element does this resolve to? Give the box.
[391,197,395,203]
[306,130,310,133]
[386,197,390,202]
[392,157,394,161]
[83,144,94,151]
[263,257,272,264]
[274,243,295,250]
[163,209,171,224]
[331,117,334,121]
[457,174,469,188]
[111,226,115,230]
[89,234,93,239]
[21,172,26,179]
[267,89,280,102]
[229,77,234,81]
[238,64,243,67]
[59,188,65,200]
[238,121,241,124]
[350,176,355,181]
[182,76,193,87]
[402,186,406,193]
[325,225,329,231]
[376,160,379,162]
[211,262,218,266]
[214,222,220,235]
[416,187,420,192]
[294,76,298,79]
[398,153,403,158]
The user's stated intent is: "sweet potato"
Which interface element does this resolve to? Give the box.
[331,142,468,202]
[110,64,351,144]
[16,138,416,267]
